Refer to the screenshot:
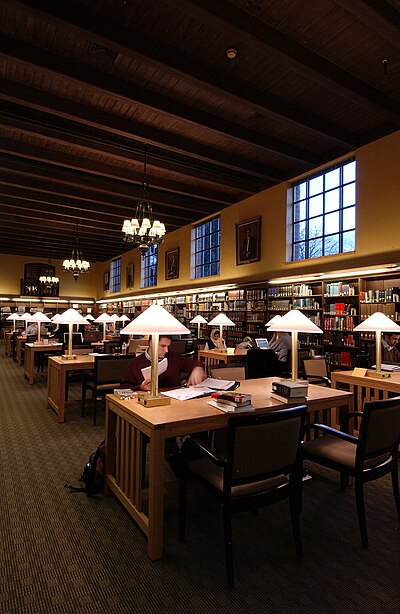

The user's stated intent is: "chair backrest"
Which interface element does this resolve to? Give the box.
[64,332,83,345]
[302,357,328,379]
[169,339,187,353]
[226,406,307,485]
[94,355,132,385]
[245,348,282,378]
[103,339,121,354]
[358,396,400,460]
[128,338,149,354]
[209,364,246,381]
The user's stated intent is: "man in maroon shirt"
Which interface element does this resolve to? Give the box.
[120,335,205,392]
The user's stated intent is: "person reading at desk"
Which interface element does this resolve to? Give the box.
[120,335,205,392]
[370,331,400,365]
[204,328,227,351]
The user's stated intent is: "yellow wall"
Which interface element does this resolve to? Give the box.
[0,254,97,298]
[97,131,400,300]
[1,131,399,304]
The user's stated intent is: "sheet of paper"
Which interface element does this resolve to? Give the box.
[191,377,236,390]
[162,386,215,401]
[371,363,400,372]
[141,357,168,380]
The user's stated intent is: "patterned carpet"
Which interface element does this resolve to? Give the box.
[0,347,399,613]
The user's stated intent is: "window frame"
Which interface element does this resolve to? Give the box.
[110,258,121,293]
[141,244,158,288]
[191,216,221,279]
[289,158,356,262]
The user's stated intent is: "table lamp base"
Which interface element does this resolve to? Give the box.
[61,354,77,360]
[138,394,171,407]
[367,369,391,379]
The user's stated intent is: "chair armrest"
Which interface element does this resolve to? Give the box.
[305,423,358,444]
[190,438,226,466]
[306,375,331,386]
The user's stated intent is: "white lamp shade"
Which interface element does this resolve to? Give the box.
[208,312,235,327]
[190,315,208,324]
[84,314,95,321]
[265,315,282,327]
[119,315,130,322]
[57,308,89,325]
[19,312,32,321]
[29,312,52,323]
[6,313,21,321]
[109,314,121,322]
[94,313,113,323]
[120,304,190,335]
[51,313,63,322]
[268,309,322,333]
[353,312,400,332]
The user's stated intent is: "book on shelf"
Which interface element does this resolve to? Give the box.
[208,399,255,413]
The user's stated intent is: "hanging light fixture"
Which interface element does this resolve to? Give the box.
[121,144,166,256]
[39,256,59,285]
[63,221,90,281]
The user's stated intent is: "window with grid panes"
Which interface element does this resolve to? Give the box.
[193,216,220,279]
[141,244,158,288]
[290,159,356,261]
[110,258,121,293]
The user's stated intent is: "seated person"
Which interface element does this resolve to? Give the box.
[120,334,205,392]
[268,332,292,364]
[204,328,227,351]
[370,331,400,365]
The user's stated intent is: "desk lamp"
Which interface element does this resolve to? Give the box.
[57,308,90,359]
[94,313,113,342]
[6,312,21,332]
[120,304,190,407]
[29,312,52,343]
[268,309,322,381]
[265,314,282,328]
[190,314,208,339]
[119,314,130,324]
[353,312,400,378]
[84,314,95,322]
[109,313,120,332]
[208,313,235,351]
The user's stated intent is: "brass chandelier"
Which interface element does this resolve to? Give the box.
[122,145,166,256]
[63,223,90,281]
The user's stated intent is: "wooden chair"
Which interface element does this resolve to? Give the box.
[208,364,246,381]
[82,354,132,425]
[179,405,307,590]
[301,356,331,386]
[303,396,400,548]
[244,348,282,378]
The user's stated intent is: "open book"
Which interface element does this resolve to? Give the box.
[161,377,239,401]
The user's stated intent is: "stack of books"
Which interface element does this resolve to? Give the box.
[270,381,308,404]
[208,391,254,413]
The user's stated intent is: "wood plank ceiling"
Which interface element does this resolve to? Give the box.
[0,0,399,262]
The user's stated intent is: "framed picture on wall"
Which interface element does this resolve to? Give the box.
[103,271,110,291]
[236,217,261,265]
[126,263,134,288]
[165,248,179,280]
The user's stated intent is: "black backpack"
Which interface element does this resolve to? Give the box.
[66,440,105,497]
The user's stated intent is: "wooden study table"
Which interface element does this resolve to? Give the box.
[47,355,94,422]
[197,348,247,369]
[15,336,27,365]
[5,332,13,356]
[105,378,353,561]
[331,369,400,412]
[23,342,63,384]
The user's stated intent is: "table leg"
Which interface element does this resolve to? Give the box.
[147,429,165,560]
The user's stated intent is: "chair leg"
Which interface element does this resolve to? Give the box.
[355,478,368,548]
[223,504,234,590]
[391,459,400,521]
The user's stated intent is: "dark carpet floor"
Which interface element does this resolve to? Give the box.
[0,346,399,613]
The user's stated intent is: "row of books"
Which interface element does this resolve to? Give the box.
[324,283,356,296]
[323,332,356,347]
[293,298,320,309]
[325,351,352,367]
[324,303,357,316]
[323,316,355,331]
[360,288,400,303]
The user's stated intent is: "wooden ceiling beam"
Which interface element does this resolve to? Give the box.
[0,160,225,215]
[0,36,318,166]
[12,0,358,149]
[331,0,400,49]
[167,0,400,125]
[0,138,221,214]
[0,80,282,184]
